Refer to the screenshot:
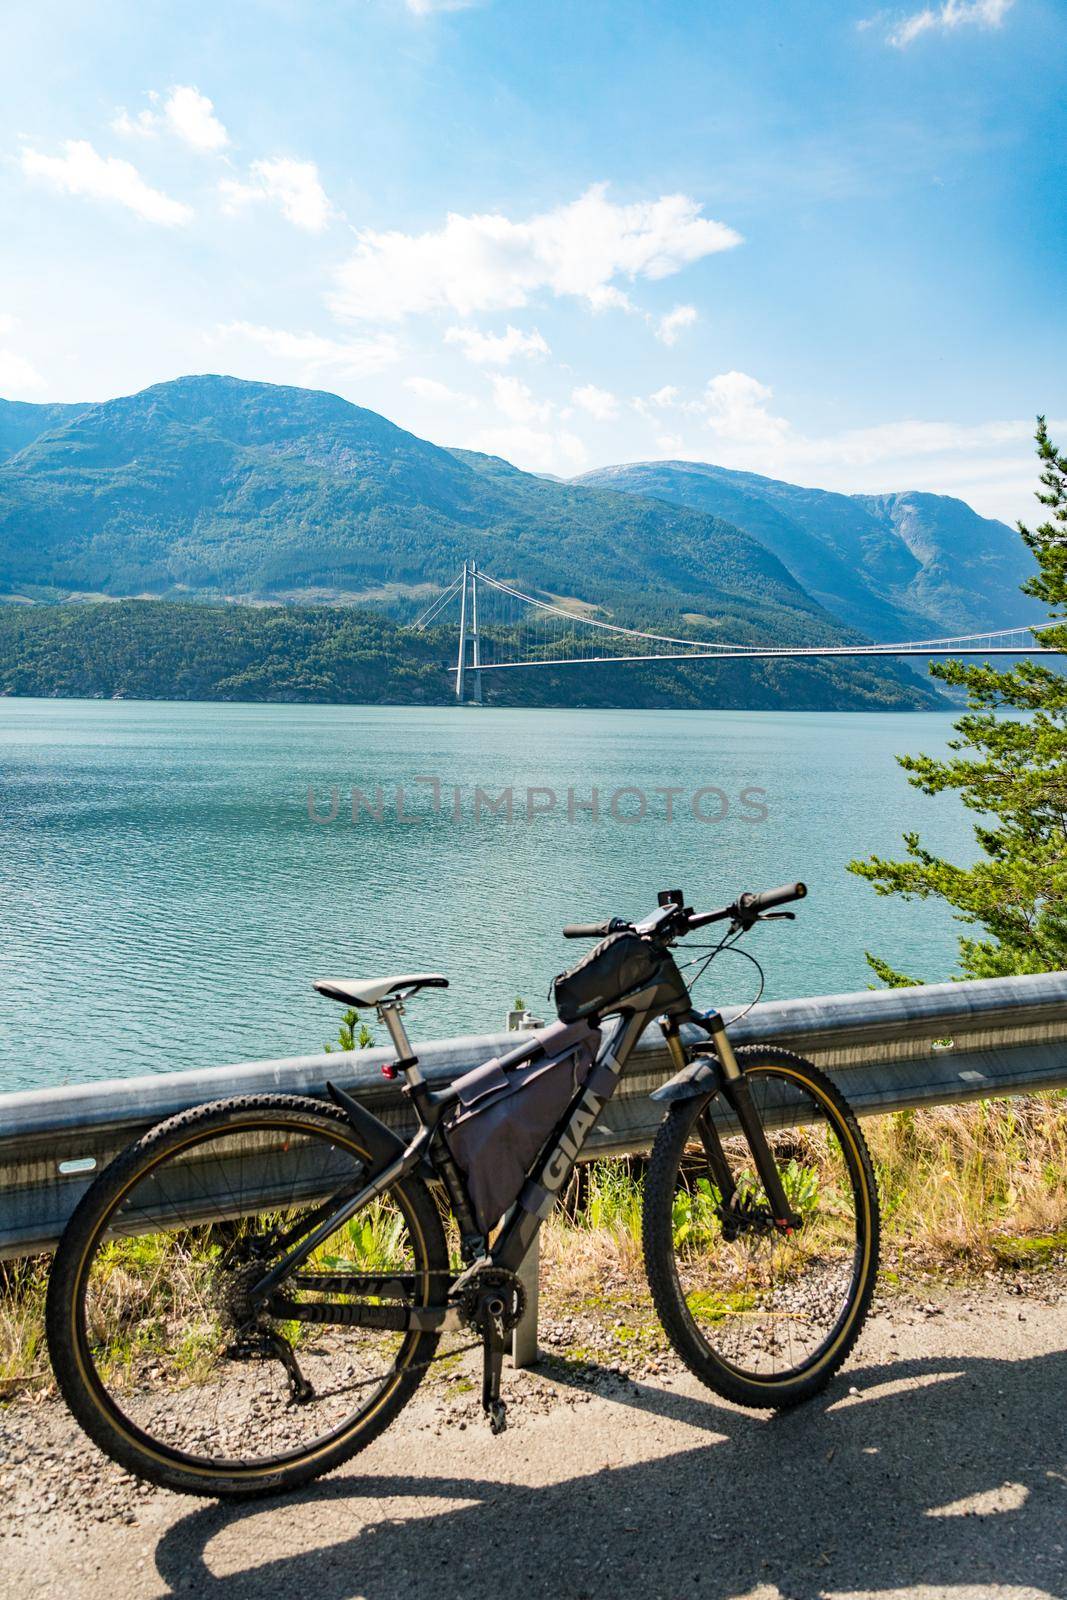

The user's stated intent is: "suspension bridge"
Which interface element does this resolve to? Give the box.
[409,561,1059,703]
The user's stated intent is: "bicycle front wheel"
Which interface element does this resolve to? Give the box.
[46,1094,449,1498]
[643,1048,879,1408]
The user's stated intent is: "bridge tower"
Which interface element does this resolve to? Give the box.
[454,560,483,704]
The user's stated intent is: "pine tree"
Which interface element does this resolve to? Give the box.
[849,418,1067,983]
[324,1007,374,1052]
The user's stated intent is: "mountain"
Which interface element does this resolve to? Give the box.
[0,375,941,710]
[576,460,1041,641]
[0,376,815,632]
[0,397,91,463]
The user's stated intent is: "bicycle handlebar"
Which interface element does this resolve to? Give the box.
[562,918,628,939]
[562,883,807,940]
[743,880,808,915]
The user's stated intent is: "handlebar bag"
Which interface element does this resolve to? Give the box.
[445,1017,602,1234]
[552,931,686,1024]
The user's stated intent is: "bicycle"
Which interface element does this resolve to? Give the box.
[46,881,880,1499]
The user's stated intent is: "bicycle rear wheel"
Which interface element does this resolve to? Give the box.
[46,1094,449,1498]
[643,1048,879,1408]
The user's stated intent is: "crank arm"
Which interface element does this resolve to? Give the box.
[481,1313,507,1435]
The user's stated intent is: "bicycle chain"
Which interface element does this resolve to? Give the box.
[265,1266,524,1402]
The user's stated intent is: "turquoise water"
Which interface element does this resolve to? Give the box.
[0,699,977,1093]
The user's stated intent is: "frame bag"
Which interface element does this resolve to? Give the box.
[552,930,686,1023]
[445,1018,602,1234]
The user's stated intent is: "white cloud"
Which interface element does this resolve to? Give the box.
[215,321,399,378]
[696,370,792,448]
[220,158,334,232]
[587,284,636,314]
[803,416,1032,467]
[467,425,588,475]
[571,383,619,422]
[0,348,47,397]
[20,140,192,226]
[163,86,229,151]
[632,384,681,422]
[630,368,1050,522]
[111,107,159,139]
[872,0,1015,48]
[490,374,553,425]
[656,304,698,346]
[444,323,549,365]
[686,371,1023,462]
[330,183,741,322]
[405,0,481,12]
[405,375,477,407]
[112,85,228,150]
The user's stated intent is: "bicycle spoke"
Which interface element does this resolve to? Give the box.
[76,1114,440,1471]
[671,1069,864,1381]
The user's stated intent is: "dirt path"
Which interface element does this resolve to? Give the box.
[2,1282,1065,1600]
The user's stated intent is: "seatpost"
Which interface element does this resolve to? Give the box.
[376,999,424,1086]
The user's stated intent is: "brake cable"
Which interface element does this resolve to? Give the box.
[677,922,767,1023]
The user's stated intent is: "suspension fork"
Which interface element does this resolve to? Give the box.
[660,1019,736,1207]
[703,1014,800,1231]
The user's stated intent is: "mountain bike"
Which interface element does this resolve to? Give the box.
[46,881,880,1499]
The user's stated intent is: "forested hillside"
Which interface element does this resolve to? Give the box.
[0,601,937,711]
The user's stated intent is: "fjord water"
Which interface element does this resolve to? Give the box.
[0,699,977,1094]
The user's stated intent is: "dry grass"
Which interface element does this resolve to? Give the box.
[0,1257,50,1396]
[542,1160,646,1306]
[543,1092,1067,1298]
[867,1093,1067,1270]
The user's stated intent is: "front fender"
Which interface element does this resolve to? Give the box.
[649,1055,721,1103]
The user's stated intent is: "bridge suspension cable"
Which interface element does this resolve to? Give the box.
[405,562,1058,702]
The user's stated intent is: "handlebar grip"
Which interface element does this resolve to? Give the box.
[562,920,619,939]
[747,881,807,913]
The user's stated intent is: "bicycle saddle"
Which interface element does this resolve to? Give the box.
[313,974,449,1008]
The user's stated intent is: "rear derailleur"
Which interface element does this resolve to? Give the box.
[220,1257,315,1405]
[227,1327,315,1404]
[458,1267,525,1436]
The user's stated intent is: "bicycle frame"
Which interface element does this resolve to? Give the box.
[252,980,799,1333]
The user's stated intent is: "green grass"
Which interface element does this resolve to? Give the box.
[5,1094,1066,1397]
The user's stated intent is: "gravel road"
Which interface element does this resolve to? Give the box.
[2,1280,1065,1600]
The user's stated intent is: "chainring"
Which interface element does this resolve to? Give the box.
[458,1266,526,1333]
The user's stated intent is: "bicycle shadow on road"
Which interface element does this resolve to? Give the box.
[153,1347,1067,1600]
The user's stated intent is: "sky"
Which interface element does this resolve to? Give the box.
[1,0,1064,523]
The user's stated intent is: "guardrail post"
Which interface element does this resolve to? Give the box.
[510,1233,540,1368]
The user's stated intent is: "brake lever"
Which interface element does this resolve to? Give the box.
[758,911,795,921]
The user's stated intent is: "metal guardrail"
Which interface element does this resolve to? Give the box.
[3,970,1066,1263]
